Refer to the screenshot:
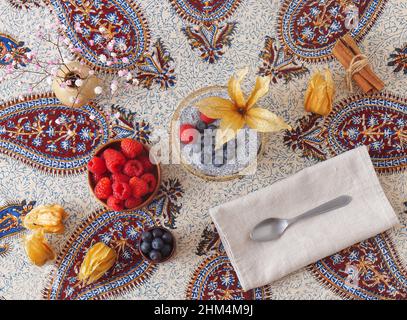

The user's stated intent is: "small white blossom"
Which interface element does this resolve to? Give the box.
[94,86,103,95]
[75,79,83,87]
[99,54,107,63]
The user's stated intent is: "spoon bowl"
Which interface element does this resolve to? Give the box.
[250,195,352,242]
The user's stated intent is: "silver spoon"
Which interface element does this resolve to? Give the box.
[250,195,352,242]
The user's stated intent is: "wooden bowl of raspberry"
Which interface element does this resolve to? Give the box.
[87,138,161,211]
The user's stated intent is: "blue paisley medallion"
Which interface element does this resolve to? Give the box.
[50,0,151,72]
[0,94,110,175]
[278,0,388,61]
[284,92,407,173]
[0,201,35,256]
[43,208,158,300]
[0,33,31,68]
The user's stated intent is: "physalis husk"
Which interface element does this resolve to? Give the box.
[23,204,67,234]
[78,242,117,285]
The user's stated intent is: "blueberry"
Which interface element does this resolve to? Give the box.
[196,121,207,132]
[141,231,153,242]
[161,244,172,257]
[140,241,152,254]
[162,232,173,244]
[149,250,162,261]
[152,228,163,238]
[152,237,164,250]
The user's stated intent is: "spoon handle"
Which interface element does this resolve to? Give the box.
[288,195,352,225]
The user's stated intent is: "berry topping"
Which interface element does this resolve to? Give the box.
[180,124,199,144]
[103,148,126,173]
[112,181,132,200]
[124,197,143,209]
[107,196,124,211]
[121,138,144,159]
[141,173,157,193]
[129,177,149,198]
[94,177,112,200]
[87,156,107,175]
[123,159,144,177]
[199,112,215,124]
[196,121,208,132]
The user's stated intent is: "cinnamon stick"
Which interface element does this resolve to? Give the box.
[341,34,384,91]
[332,41,373,93]
[333,34,384,93]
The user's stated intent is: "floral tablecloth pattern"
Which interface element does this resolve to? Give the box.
[0,0,406,300]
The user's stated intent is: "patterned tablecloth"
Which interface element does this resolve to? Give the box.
[0,0,406,300]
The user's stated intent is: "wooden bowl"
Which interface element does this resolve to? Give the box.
[138,227,176,263]
[87,139,161,212]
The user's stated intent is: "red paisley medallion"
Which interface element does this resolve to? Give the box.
[310,233,407,300]
[189,224,272,300]
[43,209,158,300]
[278,0,388,61]
[284,93,407,173]
[186,255,272,300]
[50,0,151,72]
[0,93,109,175]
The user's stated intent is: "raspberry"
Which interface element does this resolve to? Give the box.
[124,197,143,209]
[141,173,157,193]
[121,138,144,159]
[94,177,112,200]
[87,156,107,175]
[112,173,130,184]
[139,156,154,172]
[129,177,149,198]
[92,172,107,184]
[112,181,132,200]
[123,159,144,177]
[180,124,199,144]
[107,196,124,211]
[103,148,126,173]
[199,112,215,124]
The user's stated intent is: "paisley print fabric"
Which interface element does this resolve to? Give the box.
[0,94,109,175]
[0,0,406,300]
[284,93,407,173]
[278,0,388,61]
[186,223,272,300]
[170,0,242,63]
[50,0,151,72]
[0,33,31,68]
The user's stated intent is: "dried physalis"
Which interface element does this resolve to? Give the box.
[24,231,56,266]
[23,204,67,234]
[304,69,335,116]
[78,242,117,285]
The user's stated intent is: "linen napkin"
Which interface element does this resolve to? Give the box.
[209,146,399,291]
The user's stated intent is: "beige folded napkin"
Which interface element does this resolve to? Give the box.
[210,146,399,291]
